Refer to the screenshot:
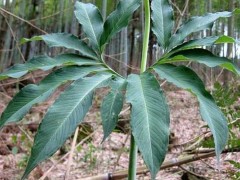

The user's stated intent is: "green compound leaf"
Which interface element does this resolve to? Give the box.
[74,2,103,50]
[151,0,174,48]
[126,72,170,179]
[0,65,107,128]
[22,73,112,179]
[153,64,228,158]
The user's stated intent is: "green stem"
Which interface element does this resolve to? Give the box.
[140,0,151,73]
[128,0,151,179]
[100,54,123,78]
[128,134,138,179]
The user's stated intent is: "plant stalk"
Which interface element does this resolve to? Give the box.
[128,134,138,179]
[140,0,151,73]
[128,0,151,179]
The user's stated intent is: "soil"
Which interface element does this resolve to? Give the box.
[0,82,239,180]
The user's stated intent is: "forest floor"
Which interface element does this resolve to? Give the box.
[0,80,239,180]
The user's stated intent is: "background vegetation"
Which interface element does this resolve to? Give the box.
[0,0,239,85]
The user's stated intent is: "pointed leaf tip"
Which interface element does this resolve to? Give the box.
[126,73,170,178]
[20,33,98,59]
[74,2,103,50]
[101,78,126,141]
[168,11,233,50]
[151,0,174,48]
[100,0,141,48]
[168,49,240,75]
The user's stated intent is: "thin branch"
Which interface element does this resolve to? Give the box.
[29,7,73,22]
[81,148,240,180]
[0,91,12,100]
[113,133,130,172]
[65,126,79,180]
[179,165,207,179]
[0,12,25,62]
[119,107,130,117]
[0,11,38,83]
[170,0,190,33]
[104,54,140,72]
[17,126,33,142]
[0,7,47,34]
[216,68,224,81]
[0,71,48,87]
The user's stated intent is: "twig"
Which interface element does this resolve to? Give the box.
[0,7,47,34]
[0,103,6,108]
[64,126,79,180]
[81,148,240,180]
[17,126,33,142]
[170,1,182,15]
[104,54,139,72]
[0,48,14,52]
[216,68,224,81]
[179,165,206,179]
[184,135,206,152]
[170,0,190,33]
[170,132,207,151]
[186,148,216,154]
[0,12,37,83]
[0,71,48,87]
[200,159,219,171]
[0,12,25,62]
[113,133,130,172]
[0,91,12,100]
[119,107,130,117]
[30,7,73,22]
[160,80,167,87]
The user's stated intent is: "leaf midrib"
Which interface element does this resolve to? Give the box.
[198,98,217,138]
[81,5,98,46]
[153,0,164,45]
[103,92,118,133]
[139,77,154,166]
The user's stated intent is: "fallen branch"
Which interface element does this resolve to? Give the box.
[81,148,240,180]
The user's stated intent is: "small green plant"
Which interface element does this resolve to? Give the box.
[83,143,97,169]
[0,0,239,179]
[211,81,240,179]
[17,155,29,170]
[227,160,240,179]
[213,81,240,149]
